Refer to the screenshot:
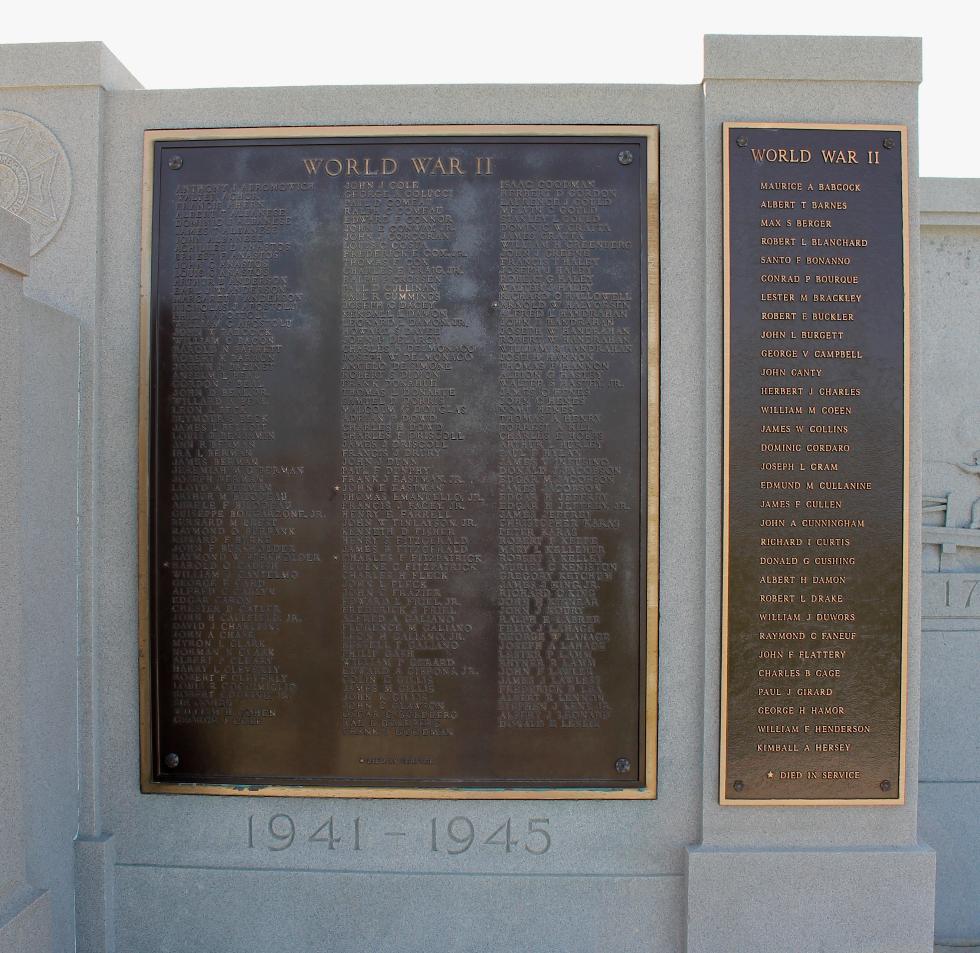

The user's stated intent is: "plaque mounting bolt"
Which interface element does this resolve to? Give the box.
[168,156,183,171]
[332,485,341,494]
[880,780,892,792]
[733,780,744,792]
[615,758,631,774]
[617,150,633,166]
[736,136,748,148]
[164,753,180,769]
[882,137,895,150]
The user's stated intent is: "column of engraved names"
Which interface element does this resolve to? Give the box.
[755,166,875,780]
[497,177,629,729]
[166,181,305,731]
[341,179,479,739]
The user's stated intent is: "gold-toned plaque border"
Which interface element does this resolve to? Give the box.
[139,124,660,800]
[719,121,911,807]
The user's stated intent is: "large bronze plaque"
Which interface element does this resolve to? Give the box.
[140,127,658,796]
[722,123,909,804]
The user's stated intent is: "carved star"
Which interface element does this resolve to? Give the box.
[766,771,774,779]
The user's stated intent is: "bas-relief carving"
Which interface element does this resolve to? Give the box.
[923,452,980,619]
[0,110,71,255]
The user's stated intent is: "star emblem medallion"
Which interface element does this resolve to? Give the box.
[0,111,71,255]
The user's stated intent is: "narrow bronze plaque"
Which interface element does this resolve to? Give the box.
[140,126,659,798]
[722,123,909,805]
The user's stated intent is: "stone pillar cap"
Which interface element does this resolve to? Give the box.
[0,41,141,90]
[704,34,922,83]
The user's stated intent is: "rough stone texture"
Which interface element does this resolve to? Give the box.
[687,846,936,953]
[920,783,980,943]
[115,867,684,953]
[74,836,115,953]
[0,260,32,947]
[0,890,53,953]
[704,33,922,82]
[0,88,117,929]
[0,214,77,953]
[919,179,980,227]
[20,273,80,953]
[0,42,141,91]
[919,633,980,780]
[0,53,127,953]
[0,208,30,276]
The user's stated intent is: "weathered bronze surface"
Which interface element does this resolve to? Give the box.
[722,124,908,803]
[146,133,650,790]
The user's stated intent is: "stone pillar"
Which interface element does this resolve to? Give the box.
[0,208,55,953]
[0,44,140,953]
[688,35,936,953]
[0,206,79,951]
[918,177,980,946]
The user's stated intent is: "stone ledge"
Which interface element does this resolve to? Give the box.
[921,177,980,227]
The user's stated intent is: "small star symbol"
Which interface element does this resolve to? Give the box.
[766,771,775,779]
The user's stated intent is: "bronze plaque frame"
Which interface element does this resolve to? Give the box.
[721,122,910,806]
[139,124,660,799]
